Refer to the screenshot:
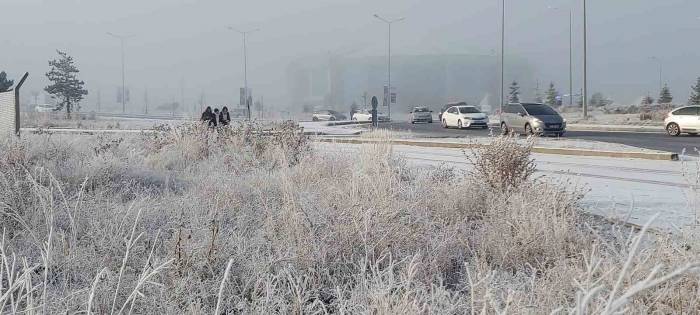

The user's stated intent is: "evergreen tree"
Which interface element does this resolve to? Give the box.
[658,84,673,104]
[689,77,700,105]
[508,81,520,103]
[641,95,655,105]
[0,71,13,92]
[545,82,558,106]
[45,50,88,118]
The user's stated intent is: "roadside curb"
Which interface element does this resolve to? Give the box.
[566,125,664,133]
[487,122,665,133]
[314,137,679,161]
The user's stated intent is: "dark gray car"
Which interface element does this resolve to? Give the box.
[500,103,566,136]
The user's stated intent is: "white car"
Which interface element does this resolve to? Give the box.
[352,109,390,122]
[665,106,700,136]
[440,105,489,129]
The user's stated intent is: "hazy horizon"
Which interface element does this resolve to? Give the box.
[3,0,700,112]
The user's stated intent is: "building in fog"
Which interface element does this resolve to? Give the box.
[286,54,536,114]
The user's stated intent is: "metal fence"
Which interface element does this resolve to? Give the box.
[0,90,16,136]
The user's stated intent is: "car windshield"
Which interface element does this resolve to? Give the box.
[523,104,558,116]
[459,107,480,114]
[413,107,430,112]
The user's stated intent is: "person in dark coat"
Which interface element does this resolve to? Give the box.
[219,106,231,126]
[212,108,220,127]
[201,106,215,127]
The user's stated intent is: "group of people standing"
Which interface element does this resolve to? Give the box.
[201,106,231,127]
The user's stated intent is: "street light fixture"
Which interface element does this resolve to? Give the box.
[373,14,405,120]
[107,32,132,113]
[548,6,574,107]
[227,27,260,121]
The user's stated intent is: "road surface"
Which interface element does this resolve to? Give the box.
[378,121,700,154]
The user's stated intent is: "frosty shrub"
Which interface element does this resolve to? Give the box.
[464,135,536,192]
[0,126,699,314]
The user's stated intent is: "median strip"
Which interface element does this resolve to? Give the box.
[314,137,679,161]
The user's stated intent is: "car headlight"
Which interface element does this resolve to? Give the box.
[532,118,544,125]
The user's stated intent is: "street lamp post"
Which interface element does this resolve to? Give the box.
[582,0,588,118]
[228,27,260,121]
[650,56,663,94]
[107,32,130,113]
[548,6,574,107]
[373,14,405,120]
[501,0,505,113]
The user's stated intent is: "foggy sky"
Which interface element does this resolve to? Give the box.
[3,0,700,111]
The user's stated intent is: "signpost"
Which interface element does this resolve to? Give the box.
[371,96,379,128]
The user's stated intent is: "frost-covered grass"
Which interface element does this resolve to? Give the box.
[1,123,699,314]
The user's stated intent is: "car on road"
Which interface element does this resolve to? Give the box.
[665,106,700,136]
[409,106,433,124]
[500,103,566,136]
[440,105,489,129]
[312,110,347,121]
[352,109,390,122]
[438,102,467,121]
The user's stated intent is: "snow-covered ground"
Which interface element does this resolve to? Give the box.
[562,111,664,126]
[316,142,699,232]
[322,132,673,154]
[300,121,364,135]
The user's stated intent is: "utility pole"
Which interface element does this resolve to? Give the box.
[107,32,130,113]
[228,27,260,121]
[650,56,663,94]
[569,10,573,107]
[144,88,149,114]
[180,79,185,114]
[582,0,588,118]
[97,89,102,112]
[501,0,506,113]
[374,14,405,120]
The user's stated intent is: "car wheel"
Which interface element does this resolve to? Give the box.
[666,123,681,136]
[312,117,319,122]
[442,119,448,128]
[411,121,415,124]
[525,124,536,136]
[500,122,509,135]
[330,117,336,121]
[458,120,464,129]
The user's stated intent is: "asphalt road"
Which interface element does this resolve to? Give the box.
[378,121,700,154]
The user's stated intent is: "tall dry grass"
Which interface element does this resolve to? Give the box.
[0,122,698,313]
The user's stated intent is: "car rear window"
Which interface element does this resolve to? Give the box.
[413,107,430,112]
[523,104,558,116]
[459,107,480,114]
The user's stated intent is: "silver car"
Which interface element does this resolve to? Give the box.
[312,110,346,121]
[500,103,566,136]
[409,106,433,124]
